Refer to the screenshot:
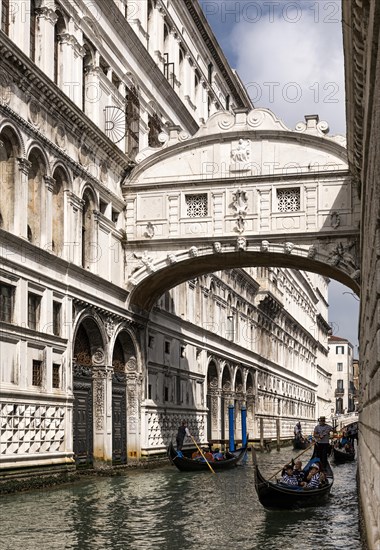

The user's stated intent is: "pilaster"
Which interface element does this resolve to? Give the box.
[15,158,32,239]
[92,364,113,468]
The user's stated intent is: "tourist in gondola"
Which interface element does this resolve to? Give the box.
[293,460,305,483]
[281,464,299,486]
[301,463,322,489]
[313,416,334,469]
[176,420,191,450]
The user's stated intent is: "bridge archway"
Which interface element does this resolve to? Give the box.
[123,108,360,312]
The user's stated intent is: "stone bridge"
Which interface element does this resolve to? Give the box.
[123,109,360,311]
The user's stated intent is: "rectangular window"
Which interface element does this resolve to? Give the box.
[164,341,170,354]
[277,188,300,212]
[0,283,14,323]
[53,301,61,336]
[185,194,208,217]
[337,379,344,390]
[52,364,60,388]
[336,346,344,354]
[180,345,186,358]
[337,363,343,371]
[164,386,169,401]
[148,384,152,399]
[32,360,42,386]
[28,293,41,330]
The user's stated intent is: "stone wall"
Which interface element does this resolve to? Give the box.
[343,2,380,547]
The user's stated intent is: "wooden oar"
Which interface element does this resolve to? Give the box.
[189,433,216,475]
[267,440,316,481]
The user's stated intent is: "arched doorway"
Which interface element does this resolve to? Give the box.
[72,318,104,466]
[112,330,139,462]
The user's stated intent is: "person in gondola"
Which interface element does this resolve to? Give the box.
[301,463,321,489]
[176,420,191,451]
[281,464,299,486]
[293,460,305,483]
[313,416,334,469]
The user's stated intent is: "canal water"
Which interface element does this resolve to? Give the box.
[0,447,363,550]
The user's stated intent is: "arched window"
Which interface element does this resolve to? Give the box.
[81,188,96,269]
[52,167,66,255]
[0,129,18,232]
[27,150,46,245]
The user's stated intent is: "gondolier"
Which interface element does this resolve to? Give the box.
[176,420,191,451]
[313,416,334,469]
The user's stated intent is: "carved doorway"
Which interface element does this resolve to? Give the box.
[73,324,94,466]
[72,319,104,466]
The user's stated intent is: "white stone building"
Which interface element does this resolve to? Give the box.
[0,0,331,477]
[328,335,355,414]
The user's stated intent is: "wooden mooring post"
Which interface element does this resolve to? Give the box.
[276,419,281,451]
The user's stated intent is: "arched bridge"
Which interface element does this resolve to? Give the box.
[123,109,360,311]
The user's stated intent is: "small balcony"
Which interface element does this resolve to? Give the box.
[335,388,345,397]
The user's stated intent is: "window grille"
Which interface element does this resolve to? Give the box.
[52,364,60,388]
[185,194,208,217]
[32,360,42,386]
[0,284,14,323]
[277,188,300,212]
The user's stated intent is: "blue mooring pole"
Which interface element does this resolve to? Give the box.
[241,403,247,447]
[228,402,235,452]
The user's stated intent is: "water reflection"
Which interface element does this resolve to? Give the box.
[0,447,363,550]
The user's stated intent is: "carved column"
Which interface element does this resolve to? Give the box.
[35,6,58,79]
[42,176,55,250]
[16,158,32,239]
[126,356,141,460]
[65,191,84,264]
[59,33,85,108]
[92,364,113,468]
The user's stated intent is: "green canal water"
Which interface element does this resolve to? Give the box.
[0,447,363,550]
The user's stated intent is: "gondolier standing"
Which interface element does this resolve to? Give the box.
[176,420,191,450]
[313,416,334,468]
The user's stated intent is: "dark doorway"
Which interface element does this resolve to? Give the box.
[73,364,93,467]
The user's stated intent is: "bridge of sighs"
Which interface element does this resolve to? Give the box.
[123,108,360,311]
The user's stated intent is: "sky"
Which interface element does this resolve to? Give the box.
[200,0,359,351]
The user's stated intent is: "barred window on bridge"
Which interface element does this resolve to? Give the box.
[277,188,301,212]
[185,194,208,217]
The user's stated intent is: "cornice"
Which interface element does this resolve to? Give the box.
[0,33,130,169]
[94,0,199,135]
[182,0,253,109]
[0,103,125,210]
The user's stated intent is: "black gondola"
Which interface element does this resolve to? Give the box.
[167,441,248,472]
[333,446,355,463]
[252,448,334,509]
[293,437,309,450]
